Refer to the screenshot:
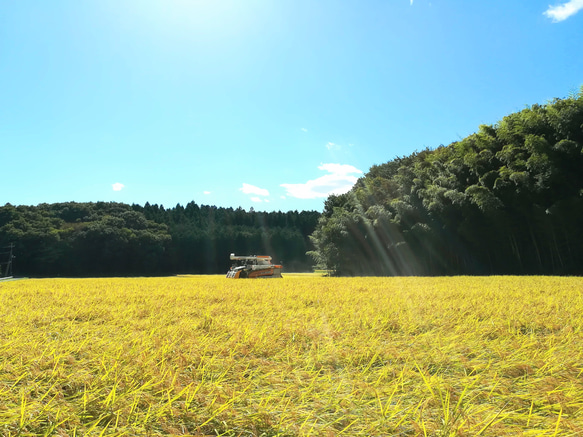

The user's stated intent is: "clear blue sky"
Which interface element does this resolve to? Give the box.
[1,0,582,212]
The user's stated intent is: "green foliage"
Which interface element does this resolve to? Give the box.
[310,92,583,275]
[0,202,320,276]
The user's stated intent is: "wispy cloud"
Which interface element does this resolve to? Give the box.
[240,183,270,203]
[544,0,583,22]
[240,183,269,197]
[280,163,363,199]
[301,127,308,132]
[326,142,341,150]
[112,182,125,191]
[203,191,211,195]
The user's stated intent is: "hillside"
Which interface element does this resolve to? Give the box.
[309,91,583,275]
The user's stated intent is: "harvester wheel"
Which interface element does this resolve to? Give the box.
[239,270,248,278]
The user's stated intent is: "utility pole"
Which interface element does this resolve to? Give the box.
[0,243,14,278]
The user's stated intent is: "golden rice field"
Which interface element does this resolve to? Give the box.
[0,275,582,436]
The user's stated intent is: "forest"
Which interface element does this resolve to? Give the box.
[308,92,583,275]
[0,202,320,276]
[3,92,582,277]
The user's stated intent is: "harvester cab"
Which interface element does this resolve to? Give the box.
[226,254,283,278]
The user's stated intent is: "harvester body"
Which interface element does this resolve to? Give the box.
[226,254,283,278]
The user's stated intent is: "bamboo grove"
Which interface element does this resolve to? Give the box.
[308,91,583,275]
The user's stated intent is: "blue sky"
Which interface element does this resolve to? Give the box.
[1,0,582,212]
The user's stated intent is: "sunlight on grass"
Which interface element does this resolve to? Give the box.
[0,276,581,435]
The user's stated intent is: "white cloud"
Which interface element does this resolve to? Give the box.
[240,183,269,197]
[250,197,263,203]
[112,183,124,191]
[319,163,362,175]
[301,127,308,132]
[544,0,583,21]
[410,0,413,4]
[203,191,211,195]
[281,163,363,199]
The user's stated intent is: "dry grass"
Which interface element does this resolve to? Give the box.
[0,276,582,436]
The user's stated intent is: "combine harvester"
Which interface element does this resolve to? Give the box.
[226,254,283,278]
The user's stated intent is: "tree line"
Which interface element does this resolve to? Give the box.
[0,201,320,277]
[4,92,582,278]
[309,91,583,275]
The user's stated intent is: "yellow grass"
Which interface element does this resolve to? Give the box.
[0,276,582,436]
